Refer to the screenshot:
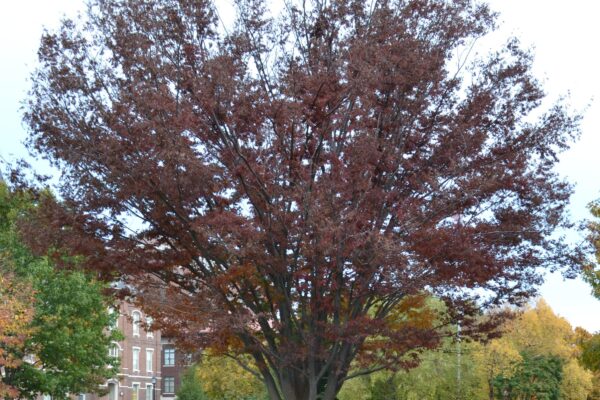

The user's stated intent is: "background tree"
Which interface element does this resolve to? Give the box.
[0,182,121,398]
[483,300,593,400]
[500,300,574,359]
[577,331,600,400]
[586,203,600,298]
[472,338,522,400]
[492,353,562,400]
[0,274,34,399]
[23,0,582,398]
[560,359,594,400]
[580,333,600,372]
[338,300,594,400]
[584,199,600,399]
[354,338,484,400]
[176,365,208,400]
[195,354,268,400]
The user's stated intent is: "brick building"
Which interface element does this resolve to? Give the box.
[83,302,189,400]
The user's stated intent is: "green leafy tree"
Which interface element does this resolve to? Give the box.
[366,375,398,400]
[177,366,208,400]
[586,203,600,298]
[492,353,563,400]
[339,339,484,400]
[0,182,121,399]
[580,331,600,372]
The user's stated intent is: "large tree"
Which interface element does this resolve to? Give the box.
[23,0,581,399]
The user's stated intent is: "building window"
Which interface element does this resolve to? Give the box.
[145,384,153,400]
[132,311,141,337]
[163,377,175,394]
[146,349,153,372]
[132,384,140,400]
[163,348,175,366]
[78,394,86,400]
[109,343,119,358]
[42,395,51,400]
[108,383,117,400]
[108,307,118,330]
[146,317,153,338]
[132,347,140,372]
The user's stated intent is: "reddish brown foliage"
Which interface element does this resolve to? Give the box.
[23,0,581,399]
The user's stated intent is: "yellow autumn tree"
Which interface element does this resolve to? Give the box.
[195,354,267,400]
[561,359,594,400]
[504,299,574,358]
[478,299,593,400]
[472,338,522,400]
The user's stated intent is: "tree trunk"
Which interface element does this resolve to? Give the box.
[262,368,342,400]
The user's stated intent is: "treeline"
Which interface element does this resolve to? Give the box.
[336,300,596,400]
[177,300,599,400]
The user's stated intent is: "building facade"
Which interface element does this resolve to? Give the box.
[85,303,188,400]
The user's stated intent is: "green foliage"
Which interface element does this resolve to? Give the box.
[587,202,600,298]
[367,375,398,400]
[340,339,485,400]
[493,353,563,400]
[339,300,596,400]
[577,333,600,399]
[177,366,208,400]
[478,300,594,400]
[0,182,121,398]
[581,334,600,372]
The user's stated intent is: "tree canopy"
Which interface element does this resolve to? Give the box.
[22,0,581,399]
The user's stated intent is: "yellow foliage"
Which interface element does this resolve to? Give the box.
[195,354,266,400]
[504,299,575,359]
[560,359,594,400]
[337,373,372,400]
[476,299,594,400]
[474,338,522,379]
[384,293,437,330]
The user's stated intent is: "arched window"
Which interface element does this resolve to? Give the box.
[108,383,117,400]
[109,342,120,358]
[132,311,141,337]
[146,316,153,338]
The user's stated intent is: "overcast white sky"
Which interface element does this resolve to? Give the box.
[1,1,599,332]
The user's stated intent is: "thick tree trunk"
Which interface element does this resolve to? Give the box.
[261,368,341,400]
